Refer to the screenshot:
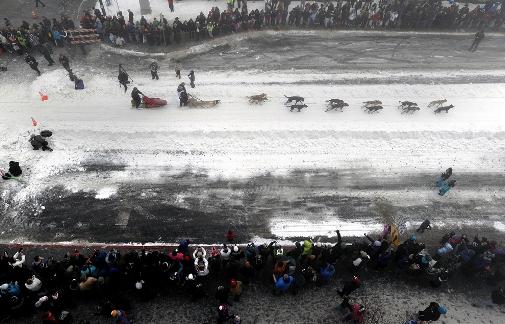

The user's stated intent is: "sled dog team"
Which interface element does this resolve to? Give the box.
[248,94,455,114]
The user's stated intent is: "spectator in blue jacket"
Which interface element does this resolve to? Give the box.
[275,274,294,294]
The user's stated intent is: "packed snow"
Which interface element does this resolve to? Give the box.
[1,64,505,236]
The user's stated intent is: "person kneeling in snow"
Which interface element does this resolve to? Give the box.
[30,131,53,151]
[1,161,22,180]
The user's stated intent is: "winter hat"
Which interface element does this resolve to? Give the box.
[0,284,8,291]
[111,310,119,317]
[438,306,447,314]
[135,281,143,290]
[353,258,362,267]
[373,240,382,247]
[233,245,239,252]
[187,274,195,280]
[410,235,416,241]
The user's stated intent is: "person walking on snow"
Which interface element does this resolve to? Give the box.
[25,53,41,76]
[150,61,159,80]
[469,30,484,52]
[188,70,195,88]
[118,64,130,92]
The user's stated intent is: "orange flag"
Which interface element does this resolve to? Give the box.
[39,92,48,101]
[31,117,38,127]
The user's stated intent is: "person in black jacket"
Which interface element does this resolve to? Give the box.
[30,130,53,152]
[25,54,41,76]
[30,134,53,151]
[177,82,188,106]
[118,64,130,92]
[188,70,195,88]
[131,87,144,108]
[469,30,484,52]
[149,61,159,80]
[2,161,22,180]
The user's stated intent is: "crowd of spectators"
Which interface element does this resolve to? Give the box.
[83,0,505,48]
[1,226,504,323]
[0,15,75,58]
[1,0,504,54]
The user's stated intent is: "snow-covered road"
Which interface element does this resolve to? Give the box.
[1,30,504,243]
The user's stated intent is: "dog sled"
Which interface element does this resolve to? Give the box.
[247,93,268,104]
[131,96,167,108]
[187,94,221,108]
